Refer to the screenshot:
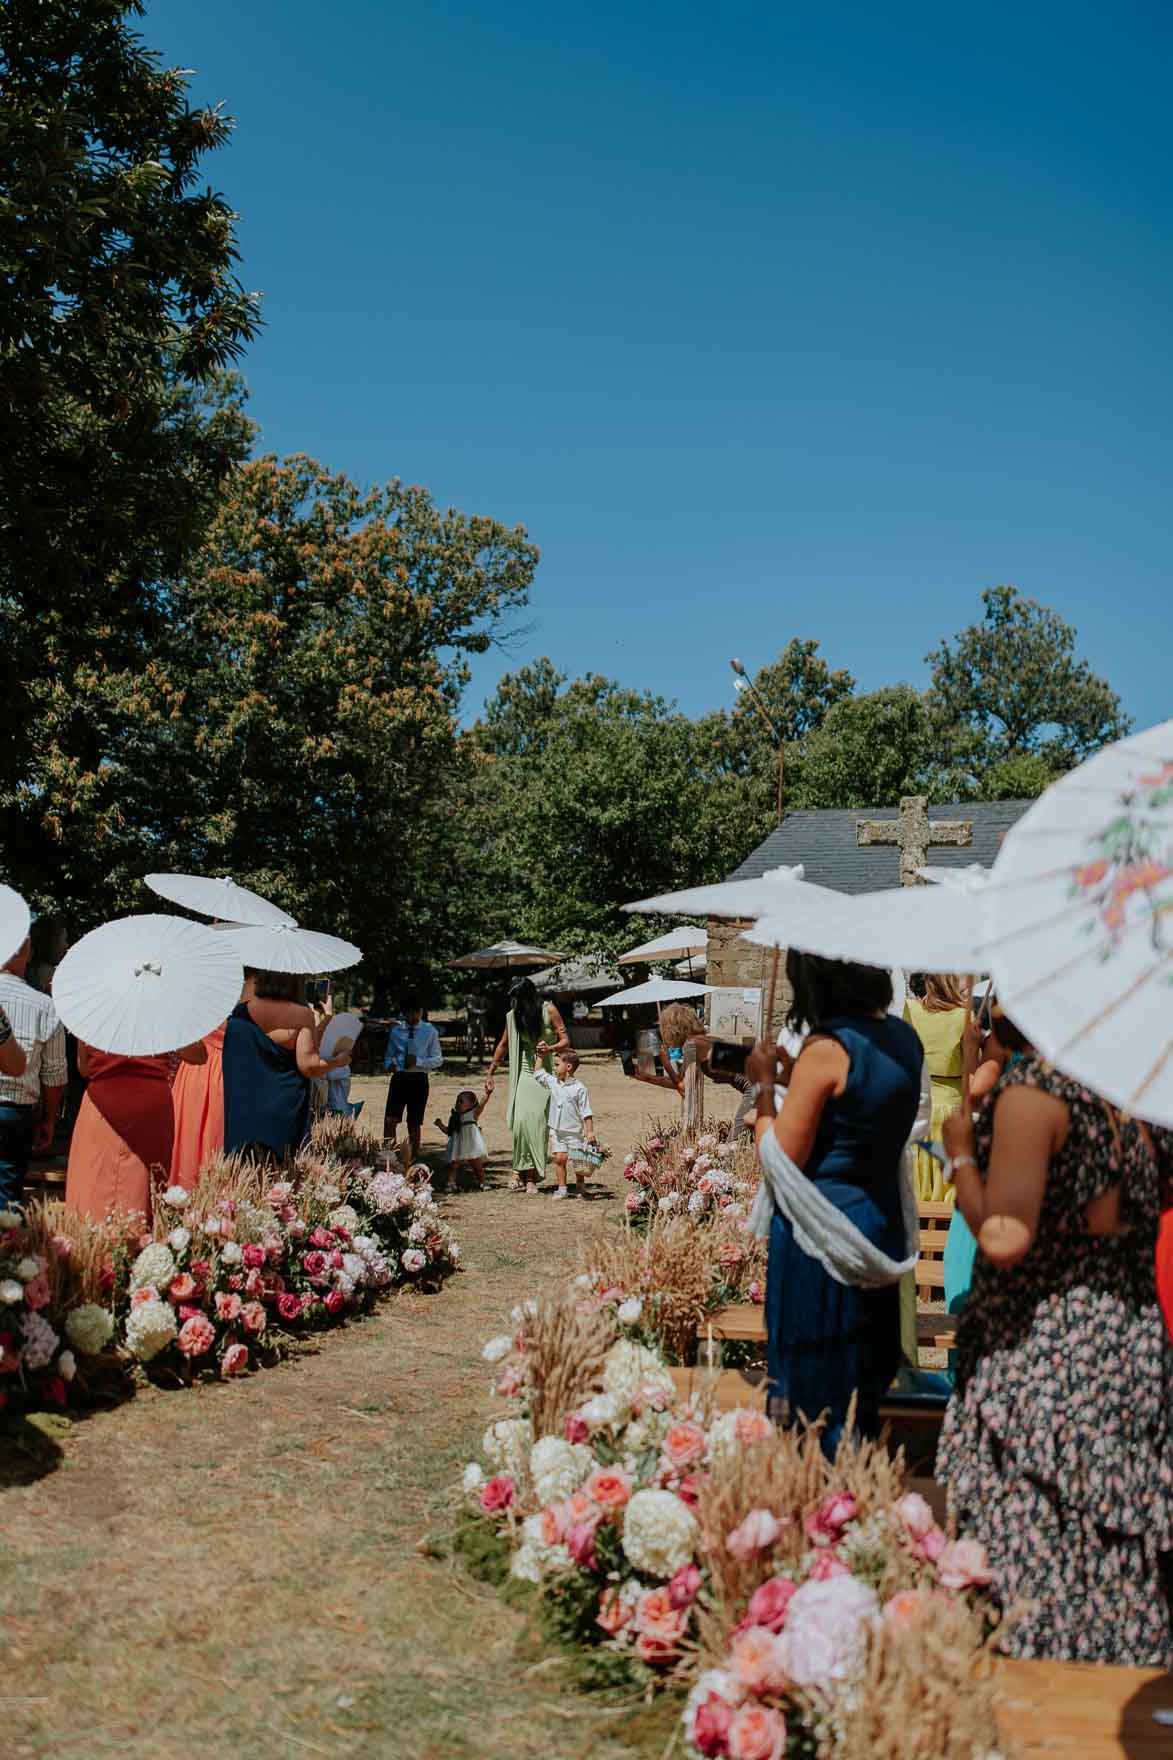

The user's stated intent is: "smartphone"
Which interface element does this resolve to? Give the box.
[707,1038,751,1077]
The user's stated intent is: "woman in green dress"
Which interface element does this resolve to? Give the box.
[488,978,570,1192]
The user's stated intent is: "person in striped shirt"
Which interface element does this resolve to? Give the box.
[0,937,67,1206]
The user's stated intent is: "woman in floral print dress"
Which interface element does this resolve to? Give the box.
[936,1049,1173,1665]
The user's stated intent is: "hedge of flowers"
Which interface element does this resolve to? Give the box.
[622,1124,760,1230]
[457,1286,1007,1755]
[1,1124,459,1416]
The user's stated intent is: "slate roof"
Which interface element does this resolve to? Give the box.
[727,801,1033,895]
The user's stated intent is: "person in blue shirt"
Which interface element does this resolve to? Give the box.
[382,997,442,1166]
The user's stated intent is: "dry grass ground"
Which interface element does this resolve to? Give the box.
[0,1056,733,1760]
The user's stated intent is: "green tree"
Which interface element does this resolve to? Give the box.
[0,0,260,891]
[787,686,938,808]
[926,586,1129,782]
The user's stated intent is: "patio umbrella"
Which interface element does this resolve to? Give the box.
[746,864,992,973]
[145,872,295,928]
[624,864,838,922]
[597,977,715,1008]
[617,925,707,965]
[214,921,361,975]
[450,939,569,970]
[52,914,244,1056]
[982,716,1173,1128]
[0,883,30,964]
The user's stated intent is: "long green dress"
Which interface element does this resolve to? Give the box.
[506,1004,554,1176]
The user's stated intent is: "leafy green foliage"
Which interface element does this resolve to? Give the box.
[787,686,938,808]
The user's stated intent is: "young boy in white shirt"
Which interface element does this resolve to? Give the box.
[534,1050,597,1199]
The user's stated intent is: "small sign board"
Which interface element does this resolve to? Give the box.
[706,986,762,1043]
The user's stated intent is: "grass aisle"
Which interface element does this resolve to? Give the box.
[0,1059,726,1759]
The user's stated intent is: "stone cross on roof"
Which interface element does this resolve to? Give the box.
[856,795,973,887]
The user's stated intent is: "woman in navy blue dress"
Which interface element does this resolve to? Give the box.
[223,970,350,1163]
[747,952,923,1455]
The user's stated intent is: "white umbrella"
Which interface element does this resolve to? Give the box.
[624,864,838,921]
[746,863,992,973]
[0,884,31,964]
[983,717,1173,1127]
[214,921,361,975]
[598,977,715,1008]
[450,939,569,970]
[145,872,295,928]
[618,925,707,965]
[52,914,244,1056]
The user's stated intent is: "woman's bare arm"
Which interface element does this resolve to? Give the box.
[943,1085,1066,1268]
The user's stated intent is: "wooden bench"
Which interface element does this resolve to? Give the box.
[997,1660,1173,1759]
[915,1199,958,1353]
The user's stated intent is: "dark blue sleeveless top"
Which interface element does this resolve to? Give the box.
[222,1002,310,1159]
[805,1015,923,1240]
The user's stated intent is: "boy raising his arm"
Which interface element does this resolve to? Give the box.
[535,1050,596,1199]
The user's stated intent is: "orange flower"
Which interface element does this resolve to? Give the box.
[633,1587,688,1650]
[596,1588,630,1634]
[585,1467,634,1509]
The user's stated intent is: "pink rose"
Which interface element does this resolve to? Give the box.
[480,1475,515,1513]
[677,1472,706,1507]
[215,1291,243,1322]
[625,1192,644,1214]
[660,1420,708,1474]
[882,1588,938,1631]
[168,1273,198,1304]
[240,1301,267,1336]
[51,1233,72,1261]
[596,1587,630,1634]
[748,1280,763,1304]
[264,1238,285,1265]
[807,1551,850,1582]
[563,1413,589,1443]
[45,1376,68,1407]
[567,1520,599,1570]
[130,1285,159,1307]
[729,1625,790,1695]
[805,1492,857,1547]
[241,1243,266,1270]
[177,1303,204,1322]
[221,1342,249,1378]
[329,1249,344,1270]
[190,1258,212,1282]
[277,1293,303,1322]
[177,1314,216,1357]
[226,1273,244,1292]
[740,1575,798,1634]
[646,1137,664,1152]
[309,1226,333,1249]
[324,1288,347,1315]
[727,1508,784,1562]
[584,1467,633,1509]
[634,1632,677,1666]
[732,1410,773,1446]
[23,1274,51,1311]
[914,1524,946,1564]
[691,1691,734,1757]
[668,1563,702,1609]
[301,1250,328,1278]
[728,1703,787,1760]
[936,1538,993,1590]
[243,1269,264,1299]
[895,1491,936,1540]
[634,1587,688,1649]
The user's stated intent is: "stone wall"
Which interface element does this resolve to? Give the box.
[705,917,792,1041]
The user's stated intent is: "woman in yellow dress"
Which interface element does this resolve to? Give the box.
[903,974,974,1202]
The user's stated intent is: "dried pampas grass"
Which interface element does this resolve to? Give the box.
[309,1112,381,1160]
[522,1294,615,1442]
[831,1598,1006,1759]
[22,1199,121,1308]
[577,1216,712,1362]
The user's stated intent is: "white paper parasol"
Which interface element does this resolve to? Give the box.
[624,865,838,922]
[450,939,569,970]
[747,864,992,973]
[215,922,362,975]
[52,915,244,1055]
[0,883,31,964]
[618,925,707,965]
[145,873,295,928]
[598,977,715,1008]
[983,717,1173,1126]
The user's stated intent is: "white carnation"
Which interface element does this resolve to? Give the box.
[64,1303,115,1355]
[220,1241,243,1265]
[124,1298,178,1362]
[167,1227,191,1253]
[162,1185,190,1208]
[529,1436,594,1505]
[0,1279,23,1305]
[481,1334,513,1364]
[482,1416,533,1481]
[616,1297,643,1325]
[129,1242,176,1292]
[57,1349,77,1381]
[622,1488,698,1578]
[462,1462,485,1493]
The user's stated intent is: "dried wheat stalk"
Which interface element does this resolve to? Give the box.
[830,1599,1007,1759]
[524,1294,615,1440]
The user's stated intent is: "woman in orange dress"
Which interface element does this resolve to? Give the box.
[171,1023,226,1189]
[66,1041,207,1223]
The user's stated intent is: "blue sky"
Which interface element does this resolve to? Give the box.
[147,0,1171,731]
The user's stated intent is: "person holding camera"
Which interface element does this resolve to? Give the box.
[745,951,923,1457]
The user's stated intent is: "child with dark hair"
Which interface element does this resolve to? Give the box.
[434,1085,491,1187]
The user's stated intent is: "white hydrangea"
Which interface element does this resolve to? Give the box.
[341,1253,366,1284]
[657,1193,680,1212]
[220,1240,243,1265]
[688,1190,707,1217]
[481,1334,513,1364]
[622,1488,698,1578]
[462,1462,485,1494]
[16,1256,41,1281]
[510,1542,544,1584]
[482,1416,533,1481]
[167,1226,191,1253]
[57,1350,77,1381]
[124,1298,178,1362]
[519,1512,572,1577]
[129,1242,176,1293]
[776,1575,879,1689]
[0,1208,23,1228]
[162,1185,189,1208]
[578,1391,626,1429]
[201,1216,222,1236]
[64,1303,115,1355]
[328,1204,361,1232]
[319,1185,342,1206]
[0,1279,23,1305]
[21,1310,59,1370]
[616,1297,643,1325]
[529,1435,594,1506]
[408,1220,429,1244]
[602,1338,675,1406]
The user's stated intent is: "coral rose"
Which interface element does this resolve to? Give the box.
[596,1587,630,1634]
[728,1703,787,1760]
[733,1411,773,1446]
[480,1475,515,1513]
[221,1342,249,1378]
[634,1587,688,1650]
[585,1467,633,1509]
[240,1301,267,1336]
[740,1575,797,1634]
[882,1588,937,1631]
[215,1292,243,1322]
[635,1632,678,1666]
[661,1420,707,1473]
[177,1314,216,1357]
[692,1691,734,1757]
[729,1626,790,1696]
[936,1537,993,1590]
[168,1273,198,1304]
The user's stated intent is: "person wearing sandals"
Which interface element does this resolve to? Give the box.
[534,1050,596,1199]
[435,1087,491,1188]
[487,977,570,1193]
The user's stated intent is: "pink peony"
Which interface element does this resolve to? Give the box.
[130,1285,159,1307]
[329,1249,344,1270]
[240,1301,267,1336]
[740,1575,798,1634]
[226,1273,244,1292]
[728,1703,787,1760]
[177,1303,204,1322]
[168,1273,199,1304]
[625,1191,645,1213]
[646,1137,664,1152]
[935,1538,993,1590]
[563,1412,589,1443]
[805,1492,857,1547]
[241,1243,266,1270]
[177,1314,216,1357]
[669,1562,702,1609]
[567,1520,599,1570]
[732,1410,773,1446]
[243,1268,264,1299]
[895,1491,936,1540]
[324,1288,347,1315]
[221,1341,249,1377]
[660,1420,708,1474]
[914,1524,946,1564]
[692,1691,734,1757]
[807,1551,850,1582]
[727,1508,784,1562]
[277,1292,303,1322]
[729,1625,790,1696]
[480,1475,515,1513]
[215,1291,242,1322]
[22,1274,51,1311]
[309,1226,333,1249]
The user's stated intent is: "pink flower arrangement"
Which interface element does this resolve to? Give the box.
[804,1492,857,1547]
[727,1509,785,1562]
[221,1342,250,1377]
[177,1314,216,1357]
[240,1301,267,1335]
[480,1475,515,1513]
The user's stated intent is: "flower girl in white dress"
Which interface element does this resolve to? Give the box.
[435,1087,491,1188]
